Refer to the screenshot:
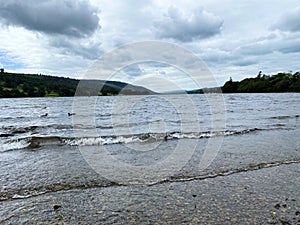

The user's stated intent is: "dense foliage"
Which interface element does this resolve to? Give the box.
[0,72,154,98]
[222,72,300,93]
[0,72,78,97]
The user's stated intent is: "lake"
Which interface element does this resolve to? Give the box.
[0,93,299,224]
[1,93,299,151]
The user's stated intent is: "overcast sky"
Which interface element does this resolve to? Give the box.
[0,0,300,91]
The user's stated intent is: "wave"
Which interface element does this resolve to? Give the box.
[2,158,300,201]
[64,129,261,146]
[270,114,300,120]
[0,138,31,152]
[97,119,183,130]
[0,128,262,152]
[0,120,192,137]
[0,116,26,120]
[150,158,300,186]
[2,124,78,135]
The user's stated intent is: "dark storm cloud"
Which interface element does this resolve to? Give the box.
[271,6,300,32]
[154,6,223,42]
[0,0,100,38]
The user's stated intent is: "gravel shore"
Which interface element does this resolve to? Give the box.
[1,162,299,225]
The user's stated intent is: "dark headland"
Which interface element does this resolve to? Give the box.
[0,71,155,98]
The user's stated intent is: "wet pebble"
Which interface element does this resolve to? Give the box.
[53,204,62,210]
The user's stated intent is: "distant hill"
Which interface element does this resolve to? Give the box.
[76,80,155,96]
[0,72,155,98]
[1,71,299,98]
[186,87,222,94]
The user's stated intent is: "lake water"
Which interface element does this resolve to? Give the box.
[0,93,300,199]
[1,93,299,152]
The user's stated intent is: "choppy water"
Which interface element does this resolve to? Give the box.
[0,93,299,152]
[1,93,300,224]
[0,93,300,201]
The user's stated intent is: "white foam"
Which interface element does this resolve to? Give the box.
[12,194,32,199]
[0,138,30,152]
[62,136,142,146]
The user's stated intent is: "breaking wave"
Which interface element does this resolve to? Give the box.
[0,128,262,152]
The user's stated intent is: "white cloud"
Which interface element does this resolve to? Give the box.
[271,6,300,32]
[0,0,300,91]
[0,0,100,37]
[0,26,93,76]
[235,32,300,56]
[49,34,103,60]
[154,6,223,42]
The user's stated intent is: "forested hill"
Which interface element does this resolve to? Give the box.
[222,71,300,93]
[1,71,299,98]
[0,72,155,98]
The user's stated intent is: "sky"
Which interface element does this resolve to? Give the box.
[0,0,300,92]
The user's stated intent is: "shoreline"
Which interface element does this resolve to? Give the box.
[1,162,299,224]
[1,127,300,224]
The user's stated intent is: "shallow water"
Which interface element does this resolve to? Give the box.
[1,93,300,224]
[2,163,299,224]
[0,93,299,196]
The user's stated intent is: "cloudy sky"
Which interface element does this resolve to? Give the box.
[0,0,300,91]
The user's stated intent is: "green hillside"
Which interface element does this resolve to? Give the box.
[186,71,300,94]
[1,70,299,98]
[222,71,300,93]
[0,72,155,98]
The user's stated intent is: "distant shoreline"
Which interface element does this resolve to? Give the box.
[0,71,299,98]
[0,72,155,98]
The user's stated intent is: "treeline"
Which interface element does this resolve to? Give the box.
[0,72,78,97]
[222,71,300,93]
[1,71,299,98]
[0,72,154,98]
